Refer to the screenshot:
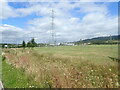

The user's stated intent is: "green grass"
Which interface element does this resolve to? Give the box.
[34,45,118,64]
[2,60,39,88]
[2,45,119,88]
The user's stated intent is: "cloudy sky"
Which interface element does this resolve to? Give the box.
[0,1,118,44]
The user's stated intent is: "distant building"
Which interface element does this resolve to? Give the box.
[49,43,56,46]
[83,42,91,45]
[64,42,75,46]
[56,43,60,46]
[87,42,91,45]
[4,45,8,48]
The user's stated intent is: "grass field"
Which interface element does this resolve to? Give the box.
[2,45,119,88]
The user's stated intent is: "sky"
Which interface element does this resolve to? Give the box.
[0,1,118,44]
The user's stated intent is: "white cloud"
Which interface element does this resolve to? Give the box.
[77,3,108,14]
[0,24,29,43]
[0,1,118,43]
[0,1,19,19]
[3,0,119,2]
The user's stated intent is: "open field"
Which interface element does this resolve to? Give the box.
[2,45,119,88]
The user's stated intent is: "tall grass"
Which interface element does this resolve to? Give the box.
[2,45,119,88]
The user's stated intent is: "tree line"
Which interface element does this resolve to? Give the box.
[22,38,37,48]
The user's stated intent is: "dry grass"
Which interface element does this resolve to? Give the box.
[2,45,119,88]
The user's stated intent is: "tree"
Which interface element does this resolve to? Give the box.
[31,38,37,48]
[22,41,26,49]
[27,38,37,48]
[27,41,31,47]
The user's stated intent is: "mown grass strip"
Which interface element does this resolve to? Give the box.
[2,60,38,88]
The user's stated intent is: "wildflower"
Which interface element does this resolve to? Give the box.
[97,77,99,79]
[46,82,49,84]
[2,52,5,56]
[92,82,95,85]
[91,70,93,72]
[109,69,112,71]
[80,72,82,74]
[109,78,112,81]
[116,82,119,86]
[32,86,34,87]
[75,80,78,82]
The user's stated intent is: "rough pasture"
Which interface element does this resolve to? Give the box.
[2,45,119,88]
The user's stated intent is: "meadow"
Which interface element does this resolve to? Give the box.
[2,45,119,88]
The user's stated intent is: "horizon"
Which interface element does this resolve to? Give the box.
[0,34,119,44]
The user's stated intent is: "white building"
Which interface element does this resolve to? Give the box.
[4,45,8,48]
[65,43,75,46]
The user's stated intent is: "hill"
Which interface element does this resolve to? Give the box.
[75,35,120,45]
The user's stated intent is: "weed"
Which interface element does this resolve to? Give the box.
[2,45,118,88]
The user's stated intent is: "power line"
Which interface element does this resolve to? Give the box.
[110,35,112,41]
[51,9,56,45]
